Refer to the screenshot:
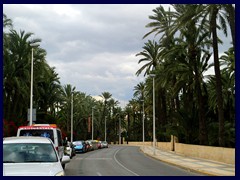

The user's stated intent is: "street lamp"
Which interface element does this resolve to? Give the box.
[119,116,121,144]
[92,107,94,140]
[71,93,73,143]
[141,99,145,146]
[149,73,156,155]
[29,47,34,126]
[105,116,107,142]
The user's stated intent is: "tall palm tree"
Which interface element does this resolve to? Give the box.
[59,84,76,135]
[195,4,233,146]
[222,5,235,50]
[136,40,161,76]
[3,29,41,123]
[133,82,145,100]
[100,92,112,138]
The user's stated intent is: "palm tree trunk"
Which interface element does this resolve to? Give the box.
[195,75,208,145]
[211,7,225,147]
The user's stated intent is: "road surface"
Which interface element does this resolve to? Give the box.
[65,145,204,176]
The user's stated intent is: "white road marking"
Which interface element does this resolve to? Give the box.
[97,172,102,176]
[113,148,139,176]
[75,157,112,160]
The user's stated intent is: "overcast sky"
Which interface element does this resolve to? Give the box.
[3,4,231,107]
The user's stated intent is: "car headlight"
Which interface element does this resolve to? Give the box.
[55,171,65,176]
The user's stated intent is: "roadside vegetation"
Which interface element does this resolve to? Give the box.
[3,4,235,147]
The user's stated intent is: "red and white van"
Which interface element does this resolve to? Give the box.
[16,124,67,168]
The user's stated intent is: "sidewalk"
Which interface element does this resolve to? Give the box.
[140,146,235,176]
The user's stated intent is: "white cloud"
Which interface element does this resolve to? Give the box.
[3,4,231,107]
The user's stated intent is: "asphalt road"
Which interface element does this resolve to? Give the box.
[64,145,204,176]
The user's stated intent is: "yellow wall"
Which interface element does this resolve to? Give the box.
[126,141,235,165]
[175,143,235,165]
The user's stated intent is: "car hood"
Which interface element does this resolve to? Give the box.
[3,162,63,176]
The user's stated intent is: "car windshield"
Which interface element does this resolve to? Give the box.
[73,141,82,145]
[19,130,54,143]
[3,143,58,163]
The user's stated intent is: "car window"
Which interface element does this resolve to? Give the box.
[73,141,82,145]
[19,130,54,143]
[3,143,58,163]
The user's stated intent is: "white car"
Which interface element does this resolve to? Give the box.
[65,141,75,158]
[3,136,70,176]
[16,124,65,168]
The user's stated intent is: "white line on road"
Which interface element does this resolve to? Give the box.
[75,157,112,160]
[96,172,102,176]
[113,148,140,176]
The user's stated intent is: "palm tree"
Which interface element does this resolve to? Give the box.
[195,4,234,146]
[59,84,76,135]
[133,82,145,100]
[222,5,235,50]
[135,40,161,76]
[3,29,41,123]
[100,92,112,138]
[3,13,12,29]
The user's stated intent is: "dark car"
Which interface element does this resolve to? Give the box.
[73,141,87,153]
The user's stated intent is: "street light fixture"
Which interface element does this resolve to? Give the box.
[149,73,156,155]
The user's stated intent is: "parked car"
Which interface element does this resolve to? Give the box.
[17,124,66,168]
[3,136,70,176]
[97,141,102,149]
[64,141,75,158]
[102,141,108,148]
[72,141,86,153]
[85,140,94,151]
[85,141,91,151]
[89,140,99,150]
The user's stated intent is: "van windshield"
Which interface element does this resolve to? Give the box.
[19,130,54,143]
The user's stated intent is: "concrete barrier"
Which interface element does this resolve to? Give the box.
[175,143,235,165]
[126,141,235,165]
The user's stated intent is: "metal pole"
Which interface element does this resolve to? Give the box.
[92,107,94,140]
[143,100,145,144]
[153,76,156,155]
[71,93,73,143]
[119,117,121,144]
[30,48,33,126]
[105,116,106,141]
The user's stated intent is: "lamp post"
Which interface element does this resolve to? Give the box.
[29,47,34,125]
[119,116,121,144]
[71,93,73,143]
[149,73,156,155]
[105,116,107,142]
[141,99,145,146]
[92,107,94,140]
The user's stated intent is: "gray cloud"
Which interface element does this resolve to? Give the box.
[4,4,159,105]
[3,4,231,107]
